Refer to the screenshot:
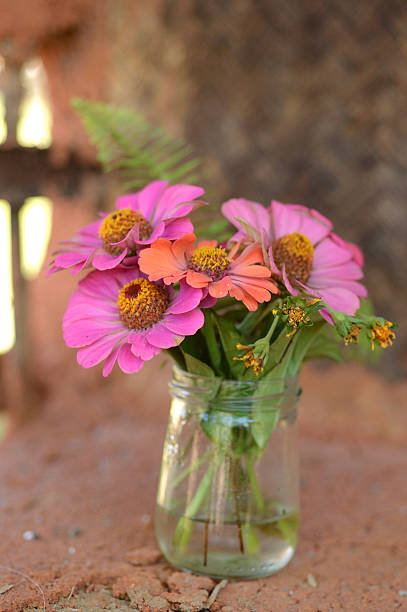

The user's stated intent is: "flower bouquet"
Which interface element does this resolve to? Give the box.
[49,101,396,580]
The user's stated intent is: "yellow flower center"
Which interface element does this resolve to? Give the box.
[272,232,314,284]
[99,209,153,255]
[189,246,230,280]
[117,279,169,330]
[370,320,395,350]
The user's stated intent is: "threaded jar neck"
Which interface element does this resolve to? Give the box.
[169,366,300,414]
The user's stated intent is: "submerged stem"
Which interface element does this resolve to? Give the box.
[171,448,212,489]
[173,462,215,554]
[232,457,245,554]
[246,453,266,514]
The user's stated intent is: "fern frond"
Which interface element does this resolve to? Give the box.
[72,98,203,188]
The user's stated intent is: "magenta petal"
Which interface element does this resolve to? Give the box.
[103,344,122,376]
[319,308,335,325]
[77,218,103,242]
[128,331,161,360]
[69,257,92,275]
[133,221,165,245]
[54,251,89,268]
[152,185,205,224]
[164,310,204,335]
[64,321,124,348]
[115,193,140,211]
[313,238,352,268]
[309,276,367,298]
[330,233,365,267]
[77,331,128,369]
[78,269,121,300]
[117,343,144,374]
[271,201,332,244]
[267,245,281,275]
[130,180,169,220]
[167,282,203,314]
[92,249,127,270]
[162,218,194,240]
[282,265,299,295]
[145,323,181,349]
[222,198,271,242]
[311,286,360,315]
[199,293,217,308]
[310,261,363,281]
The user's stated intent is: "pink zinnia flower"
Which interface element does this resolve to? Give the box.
[222,199,367,316]
[63,267,204,376]
[138,233,279,311]
[48,181,205,275]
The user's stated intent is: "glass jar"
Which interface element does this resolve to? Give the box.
[155,367,300,580]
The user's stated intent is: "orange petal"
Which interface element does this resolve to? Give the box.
[139,238,183,281]
[186,269,211,288]
[230,264,271,278]
[229,285,258,311]
[208,276,233,298]
[233,244,264,266]
[197,239,218,248]
[173,233,196,264]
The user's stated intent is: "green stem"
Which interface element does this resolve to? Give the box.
[173,462,215,554]
[202,311,222,374]
[246,453,265,513]
[164,346,185,369]
[246,301,276,335]
[264,314,280,343]
[231,457,245,554]
[171,448,212,489]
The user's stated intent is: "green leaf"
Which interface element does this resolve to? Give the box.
[164,346,186,369]
[248,334,301,449]
[72,98,203,187]
[251,407,280,449]
[262,328,293,374]
[214,315,246,379]
[179,333,208,362]
[304,331,343,363]
[286,320,326,377]
[183,353,215,378]
[201,311,222,374]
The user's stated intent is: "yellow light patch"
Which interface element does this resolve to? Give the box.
[19,197,52,280]
[17,58,52,149]
[0,200,15,353]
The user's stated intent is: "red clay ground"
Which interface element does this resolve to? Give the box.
[0,361,406,612]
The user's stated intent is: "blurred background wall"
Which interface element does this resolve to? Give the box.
[0,0,405,421]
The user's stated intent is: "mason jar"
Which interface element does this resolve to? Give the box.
[155,367,300,580]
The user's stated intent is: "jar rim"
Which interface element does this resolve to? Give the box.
[170,365,301,409]
[172,364,299,386]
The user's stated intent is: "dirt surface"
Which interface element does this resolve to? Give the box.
[0,361,407,612]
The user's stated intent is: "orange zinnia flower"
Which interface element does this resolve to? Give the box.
[138,233,279,311]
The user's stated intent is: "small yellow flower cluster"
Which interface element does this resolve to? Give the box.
[234,343,264,377]
[370,320,396,350]
[273,302,314,337]
[343,323,362,346]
